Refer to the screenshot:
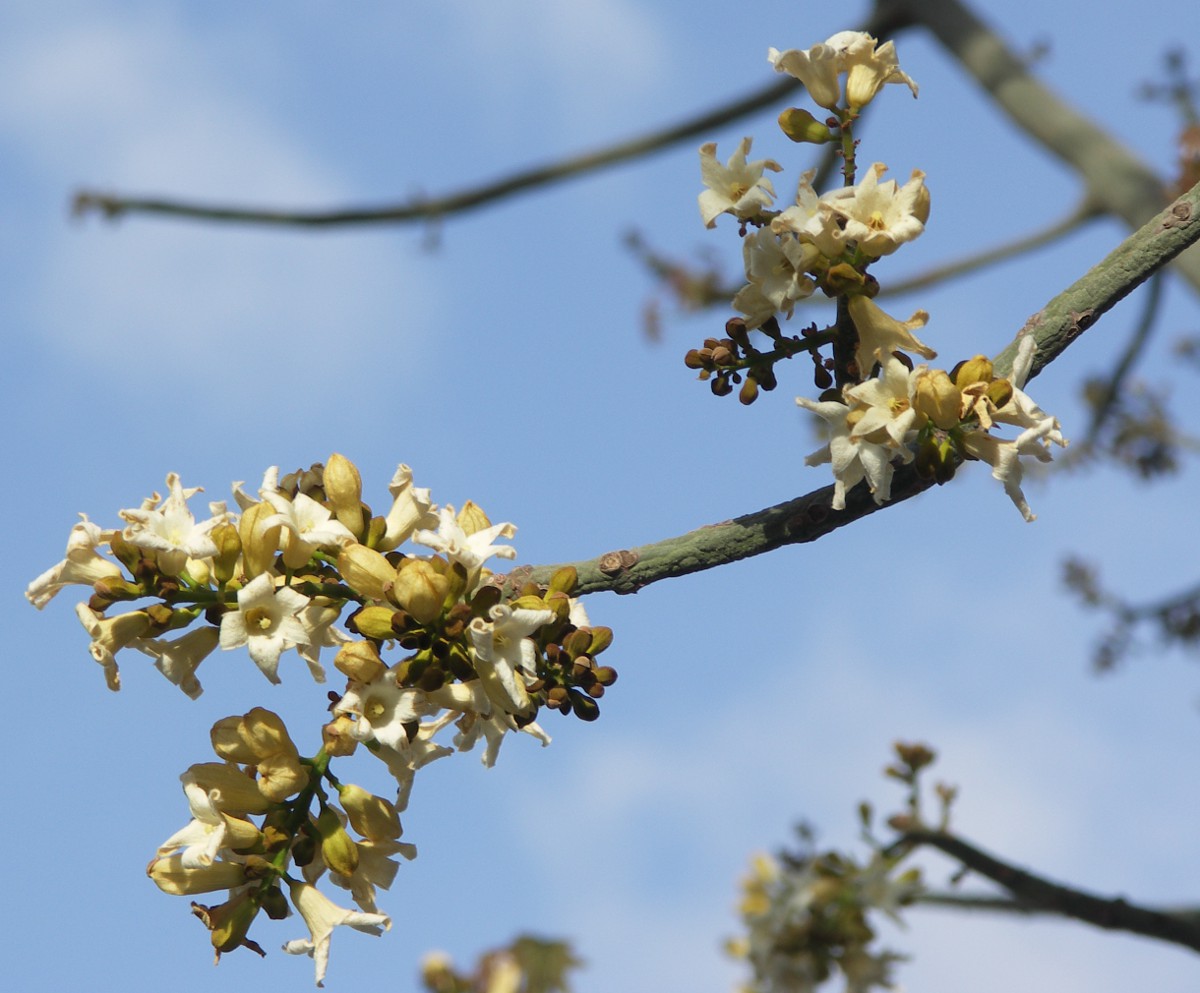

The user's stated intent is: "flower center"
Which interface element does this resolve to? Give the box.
[245,606,274,632]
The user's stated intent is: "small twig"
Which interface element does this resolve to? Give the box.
[898,828,1200,954]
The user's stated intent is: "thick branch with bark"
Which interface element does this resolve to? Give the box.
[516,180,1200,596]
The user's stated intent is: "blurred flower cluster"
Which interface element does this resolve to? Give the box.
[27,455,616,983]
[694,32,1067,519]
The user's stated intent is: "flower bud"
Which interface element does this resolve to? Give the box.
[339,784,402,841]
[255,752,308,802]
[334,640,387,683]
[322,715,360,757]
[778,107,836,144]
[588,627,614,655]
[238,707,300,761]
[547,566,578,596]
[239,502,282,579]
[148,854,247,895]
[951,354,994,388]
[913,369,962,430]
[184,763,273,814]
[987,378,1014,409]
[337,544,396,602]
[392,558,450,624]
[823,262,866,296]
[324,453,365,538]
[192,892,262,955]
[315,807,359,877]
[210,716,259,764]
[456,500,491,536]
[351,604,403,641]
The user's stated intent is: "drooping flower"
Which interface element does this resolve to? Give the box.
[218,573,312,684]
[282,881,391,987]
[136,625,220,698]
[26,516,123,609]
[769,32,917,111]
[378,463,437,551]
[698,137,782,228]
[847,295,936,375]
[74,604,153,690]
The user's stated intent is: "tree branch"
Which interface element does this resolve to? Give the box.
[69,8,919,230]
[515,179,1200,596]
[899,827,1200,954]
[886,0,1200,295]
[916,890,1200,928]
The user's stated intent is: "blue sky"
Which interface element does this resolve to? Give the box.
[4,1,1200,991]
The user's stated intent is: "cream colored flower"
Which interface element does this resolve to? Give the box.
[698,137,782,228]
[218,573,312,684]
[769,32,917,111]
[828,163,929,258]
[119,473,224,577]
[283,881,391,987]
[847,295,936,374]
[26,516,122,609]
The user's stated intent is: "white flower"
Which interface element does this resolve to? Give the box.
[771,171,847,259]
[296,602,352,683]
[827,163,929,258]
[738,228,821,321]
[960,414,1065,522]
[769,33,917,111]
[156,775,259,869]
[26,516,122,609]
[377,464,437,551]
[119,473,224,577]
[262,491,355,569]
[136,625,220,698]
[453,708,552,769]
[334,668,432,752]
[795,396,900,510]
[283,881,391,987]
[468,603,554,715]
[218,573,312,683]
[844,353,921,450]
[698,137,782,228]
[769,42,842,110]
[412,505,517,577]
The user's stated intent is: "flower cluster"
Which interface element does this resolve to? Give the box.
[729,850,920,993]
[28,455,617,983]
[695,32,1067,519]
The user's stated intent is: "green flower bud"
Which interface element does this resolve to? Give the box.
[316,807,359,877]
[778,107,836,144]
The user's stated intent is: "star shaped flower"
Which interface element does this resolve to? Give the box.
[698,137,782,228]
[218,573,312,684]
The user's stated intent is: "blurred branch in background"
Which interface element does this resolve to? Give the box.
[893,827,1200,954]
